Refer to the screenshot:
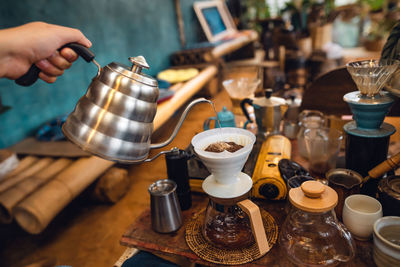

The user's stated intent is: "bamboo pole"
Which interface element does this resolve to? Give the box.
[0,156,38,182]
[0,150,18,180]
[14,156,114,234]
[0,157,54,193]
[153,65,218,131]
[174,0,186,48]
[91,167,130,203]
[0,158,72,224]
[207,30,258,60]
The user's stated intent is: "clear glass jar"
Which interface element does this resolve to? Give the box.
[280,181,356,266]
[297,110,325,158]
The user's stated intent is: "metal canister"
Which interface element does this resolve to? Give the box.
[148,179,182,233]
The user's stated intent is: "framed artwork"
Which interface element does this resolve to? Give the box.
[193,1,237,43]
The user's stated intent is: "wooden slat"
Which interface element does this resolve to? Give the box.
[153,65,218,131]
[208,30,258,60]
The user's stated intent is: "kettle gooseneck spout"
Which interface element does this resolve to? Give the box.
[150,97,212,150]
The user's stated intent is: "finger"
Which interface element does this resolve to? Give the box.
[46,51,73,70]
[39,72,57,83]
[35,58,64,76]
[59,47,79,63]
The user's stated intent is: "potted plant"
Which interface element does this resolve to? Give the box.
[281,0,313,55]
[307,0,339,50]
[280,0,339,52]
[361,0,399,51]
[241,0,271,34]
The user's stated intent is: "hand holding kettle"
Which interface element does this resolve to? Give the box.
[0,22,91,84]
[10,36,211,163]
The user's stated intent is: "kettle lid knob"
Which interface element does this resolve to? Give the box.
[129,56,150,74]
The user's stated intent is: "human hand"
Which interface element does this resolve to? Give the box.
[0,22,92,83]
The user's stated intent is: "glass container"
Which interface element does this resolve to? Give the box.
[222,78,261,115]
[297,110,325,159]
[203,196,254,249]
[346,59,399,97]
[280,181,356,266]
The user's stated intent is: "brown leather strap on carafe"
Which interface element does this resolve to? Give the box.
[237,199,270,256]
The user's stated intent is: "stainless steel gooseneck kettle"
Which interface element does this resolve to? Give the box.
[16,43,211,163]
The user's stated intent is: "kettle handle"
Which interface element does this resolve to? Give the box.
[237,199,270,256]
[240,98,253,122]
[15,43,95,86]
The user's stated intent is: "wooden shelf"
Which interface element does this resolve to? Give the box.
[205,30,258,61]
[153,31,260,131]
[153,65,218,131]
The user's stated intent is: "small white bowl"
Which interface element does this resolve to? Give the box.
[342,194,383,240]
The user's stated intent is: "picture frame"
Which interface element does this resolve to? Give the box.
[193,1,237,43]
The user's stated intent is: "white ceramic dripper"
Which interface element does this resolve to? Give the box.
[191,128,270,256]
[191,128,256,198]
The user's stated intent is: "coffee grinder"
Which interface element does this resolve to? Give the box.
[344,59,399,196]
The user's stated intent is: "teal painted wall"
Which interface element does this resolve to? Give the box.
[0,0,206,148]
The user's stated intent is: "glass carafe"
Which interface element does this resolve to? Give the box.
[203,194,269,255]
[203,199,253,249]
[280,181,355,267]
[297,110,325,159]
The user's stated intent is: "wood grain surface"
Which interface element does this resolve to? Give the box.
[120,194,375,267]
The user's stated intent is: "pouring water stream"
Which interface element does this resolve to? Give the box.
[209,101,222,129]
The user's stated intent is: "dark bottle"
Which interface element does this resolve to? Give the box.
[345,133,391,197]
[165,148,192,210]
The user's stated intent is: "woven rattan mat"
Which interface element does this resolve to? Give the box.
[185,208,278,265]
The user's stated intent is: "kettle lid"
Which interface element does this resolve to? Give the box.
[106,55,158,87]
[289,181,338,213]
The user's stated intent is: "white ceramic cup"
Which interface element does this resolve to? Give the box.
[342,194,383,240]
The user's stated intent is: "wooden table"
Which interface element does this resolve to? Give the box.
[121,196,374,266]
[119,139,376,267]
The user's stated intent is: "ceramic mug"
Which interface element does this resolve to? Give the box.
[373,216,400,267]
[342,194,383,240]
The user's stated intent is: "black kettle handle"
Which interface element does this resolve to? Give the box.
[15,43,95,87]
[240,98,253,122]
